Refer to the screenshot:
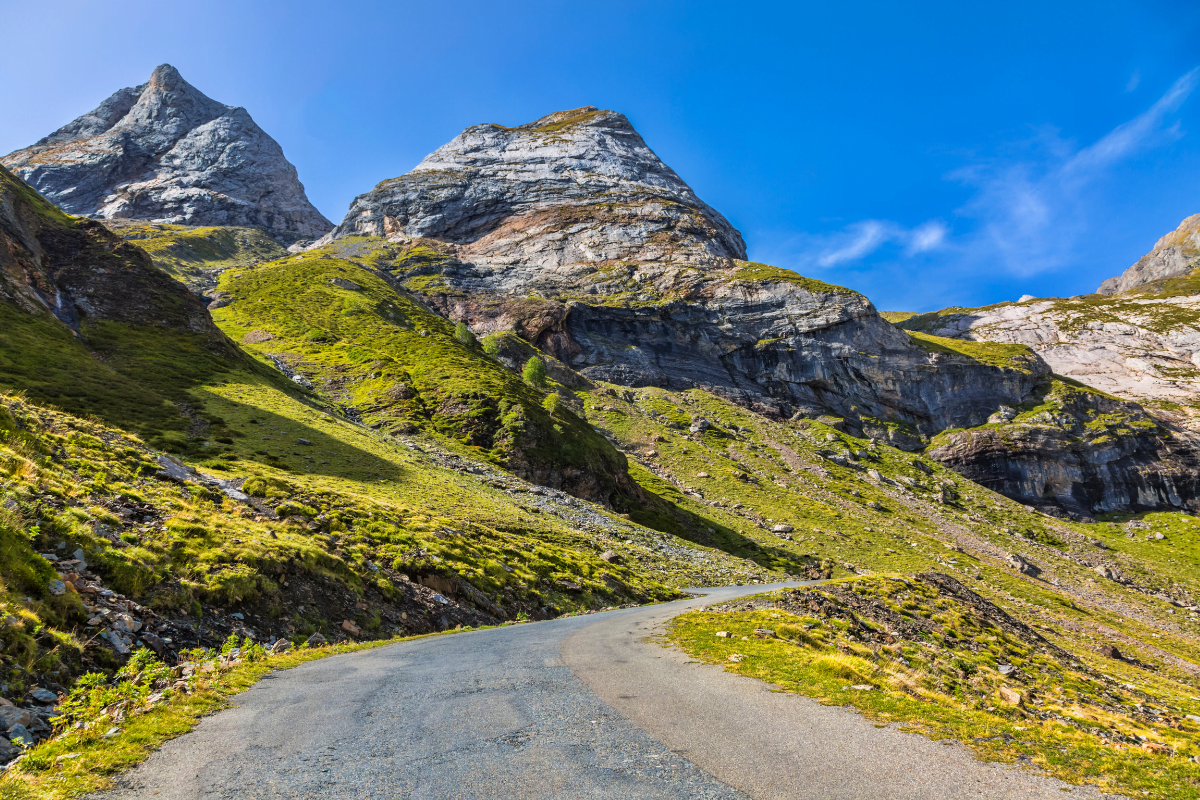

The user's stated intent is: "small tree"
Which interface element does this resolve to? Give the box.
[482,333,500,356]
[453,322,477,347]
[542,392,561,415]
[523,356,547,388]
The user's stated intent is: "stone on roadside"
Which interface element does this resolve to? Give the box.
[307,632,328,646]
[271,639,293,653]
[341,619,362,636]
[6,724,33,747]
[28,688,56,705]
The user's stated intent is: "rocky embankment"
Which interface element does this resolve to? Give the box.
[0,164,224,343]
[2,64,331,243]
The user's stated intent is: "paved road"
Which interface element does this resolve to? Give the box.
[94,583,1110,799]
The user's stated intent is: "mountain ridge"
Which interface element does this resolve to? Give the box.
[2,64,331,243]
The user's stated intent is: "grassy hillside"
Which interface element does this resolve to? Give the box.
[4,201,1200,797]
[101,221,286,292]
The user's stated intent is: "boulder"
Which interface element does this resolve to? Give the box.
[998,686,1023,706]
[1007,554,1041,577]
[341,619,362,637]
[1098,643,1124,660]
[306,633,328,646]
[771,524,794,534]
[270,639,292,653]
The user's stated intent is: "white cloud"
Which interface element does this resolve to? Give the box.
[1126,68,1140,93]
[811,219,948,267]
[949,68,1198,276]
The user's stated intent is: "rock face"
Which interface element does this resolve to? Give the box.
[927,380,1200,517]
[319,106,745,266]
[899,296,1200,408]
[326,108,1049,440]
[2,64,331,243]
[0,163,223,339]
[1098,214,1200,295]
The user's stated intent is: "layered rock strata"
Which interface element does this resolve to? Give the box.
[3,65,331,243]
[327,108,1047,440]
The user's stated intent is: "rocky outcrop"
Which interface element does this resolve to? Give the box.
[0,163,223,342]
[1098,214,1200,295]
[899,296,1200,408]
[319,106,744,266]
[927,381,1200,518]
[331,109,1049,440]
[3,64,331,243]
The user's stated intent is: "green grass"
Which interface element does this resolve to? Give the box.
[907,331,1040,373]
[101,222,286,288]
[730,260,859,295]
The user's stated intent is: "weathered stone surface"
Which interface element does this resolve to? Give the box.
[3,65,331,243]
[0,165,233,348]
[1099,214,1200,295]
[926,384,1200,516]
[901,296,1200,407]
[325,108,1049,439]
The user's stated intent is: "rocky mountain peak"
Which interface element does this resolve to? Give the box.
[320,106,746,265]
[1097,213,1200,295]
[3,64,331,243]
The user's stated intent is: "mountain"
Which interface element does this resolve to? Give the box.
[900,213,1200,414]
[323,108,1052,445]
[1098,213,1200,295]
[2,64,331,243]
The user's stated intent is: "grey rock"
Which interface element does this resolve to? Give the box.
[0,736,16,762]
[325,107,1048,442]
[298,438,312,446]
[47,580,66,596]
[5,724,32,747]
[0,707,32,729]
[330,278,362,291]
[771,524,794,533]
[27,689,56,705]
[306,633,328,646]
[140,632,166,655]
[270,638,292,654]
[1098,214,1200,294]
[1095,565,1117,580]
[2,64,331,243]
[1007,554,1041,577]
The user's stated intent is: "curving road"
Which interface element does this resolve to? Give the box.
[94,583,1109,799]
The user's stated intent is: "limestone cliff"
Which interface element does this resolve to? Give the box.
[326,109,1048,442]
[3,65,331,243]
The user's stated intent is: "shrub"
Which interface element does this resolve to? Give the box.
[523,357,547,388]
[454,322,477,347]
[482,334,500,356]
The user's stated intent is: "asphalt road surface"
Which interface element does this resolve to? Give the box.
[94,583,1111,799]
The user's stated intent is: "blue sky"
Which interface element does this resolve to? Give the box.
[2,0,1198,311]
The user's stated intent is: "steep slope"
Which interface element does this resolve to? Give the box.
[3,65,331,243]
[102,220,286,294]
[324,109,1049,444]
